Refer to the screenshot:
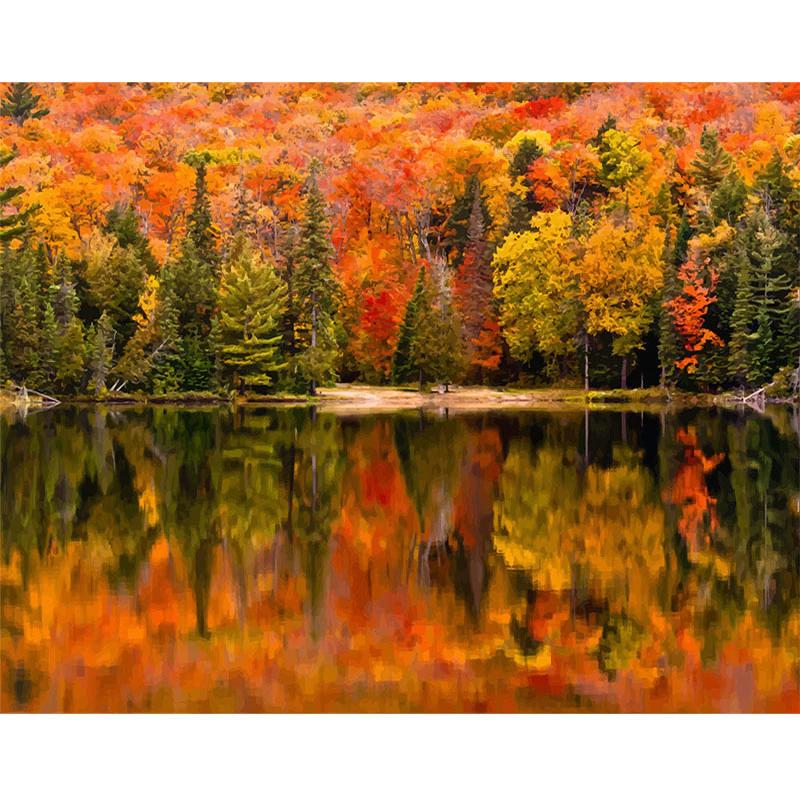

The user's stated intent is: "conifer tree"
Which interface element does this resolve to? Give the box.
[186,158,219,270]
[0,83,49,125]
[728,244,754,386]
[0,150,34,244]
[508,140,544,232]
[215,234,286,392]
[690,128,733,194]
[231,177,258,241]
[293,164,338,394]
[392,264,426,383]
[89,311,114,394]
[411,263,464,390]
[454,179,499,381]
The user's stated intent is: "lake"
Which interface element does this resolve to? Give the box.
[1,404,798,712]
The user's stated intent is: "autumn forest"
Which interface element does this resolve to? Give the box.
[1,81,799,398]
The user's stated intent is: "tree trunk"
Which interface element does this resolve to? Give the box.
[418,367,423,392]
[621,356,628,390]
[310,293,317,396]
[583,331,590,392]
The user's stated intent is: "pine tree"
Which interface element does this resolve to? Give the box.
[103,204,159,274]
[231,176,258,240]
[37,300,58,391]
[0,83,49,126]
[186,159,219,270]
[454,179,498,381]
[0,150,33,243]
[728,244,755,386]
[215,234,286,392]
[690,128,733,194]
[4,245,45,385]
[89,311,115,394]
[508,140,544,232]
[410,263,464,390]
[293,164,338,394]
[392,264,426,383]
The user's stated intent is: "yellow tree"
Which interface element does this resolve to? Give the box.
[574,207,664,388]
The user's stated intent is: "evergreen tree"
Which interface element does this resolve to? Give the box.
[103,204,159,274]
[728,244,755,386]
[446,174,492,263]
[454,179,498,381]
[392,264,426,384]
[231,176,258,241]
[293,164,338,394]
[89,311,115,394]
[0,150,33,243]
[410,264,464,390]
[4,245,45,385]
[186,158,219,270]
[215,234,286,392]
[508,139,544,232]
[0,83,49,126]
[690,127,733,194]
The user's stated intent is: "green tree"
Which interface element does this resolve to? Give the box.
[728,243,755,386]
[392,264,426,384]
[410,264,464,390]
[0,82,49,126]
[293,165,338,394]
[215,234,286,392]
[88,311,115,394]
[690,127,733,194]
[0,149,34,243]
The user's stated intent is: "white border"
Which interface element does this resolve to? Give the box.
[2,1,799,81]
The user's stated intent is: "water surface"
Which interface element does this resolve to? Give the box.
[2,404,799,712]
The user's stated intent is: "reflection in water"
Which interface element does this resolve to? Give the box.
[1,405,799,712]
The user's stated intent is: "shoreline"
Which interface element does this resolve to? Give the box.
[4,384,797,414]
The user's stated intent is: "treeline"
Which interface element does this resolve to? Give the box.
[1,83,799,397]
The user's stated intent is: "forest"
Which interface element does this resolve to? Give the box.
[0,81,799,397]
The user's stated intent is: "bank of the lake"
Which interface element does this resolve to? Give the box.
[5,383,797,415]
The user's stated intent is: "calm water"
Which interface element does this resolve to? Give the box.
[1,404,799,712]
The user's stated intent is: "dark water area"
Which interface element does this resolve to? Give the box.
[1,404,799,712]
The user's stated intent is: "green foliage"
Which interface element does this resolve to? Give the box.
[391,264,426,384]
[293,165,339,392]
[508,139,543,232]
[596,129,649,188]
[410,265,464,387]
[690,127,733,193]
[0,82,49,125]
[215,234,287,391]
[89,311,115,394]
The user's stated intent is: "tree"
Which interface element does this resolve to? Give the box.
[0,82,49,125]
[0,149,34,244]
[493,209,580,371]
[89,311,115,393]
[690,128,733,194]
[293,165,339,394]
[84,229,147,344]
[391,264,426,384]
[185,156,220,271]
[575,211,664,388]
[727,244,754,386]
[667,258,724,377]
[454,179,501,381]
[410,262,463,389]
[215,234,286,392]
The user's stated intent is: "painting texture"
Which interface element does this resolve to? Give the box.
[0,83,798,712]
